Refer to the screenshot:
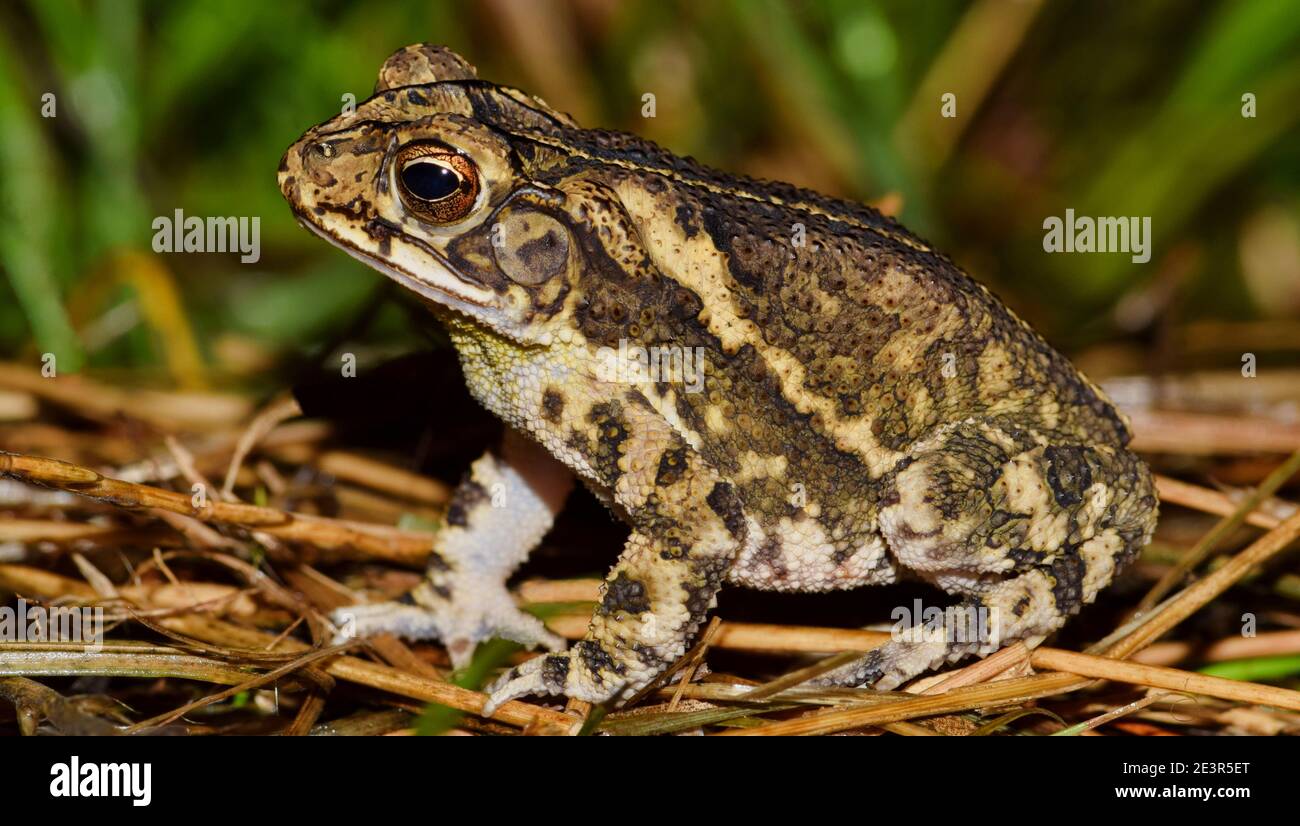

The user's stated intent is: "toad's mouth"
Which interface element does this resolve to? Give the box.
[290,211,497,315]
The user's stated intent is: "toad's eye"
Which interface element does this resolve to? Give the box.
[402,161,460,200]
[394,143,479,223]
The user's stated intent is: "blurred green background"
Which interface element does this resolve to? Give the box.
[1,0,1298,391]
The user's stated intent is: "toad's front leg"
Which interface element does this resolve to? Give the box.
[484,399,746,713]
[331,428,573,667]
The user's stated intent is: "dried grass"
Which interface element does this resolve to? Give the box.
[2,360,1300,736]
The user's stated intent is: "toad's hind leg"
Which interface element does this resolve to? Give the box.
[817,418,1157,689]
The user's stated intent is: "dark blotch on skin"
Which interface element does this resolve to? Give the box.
[541,387,565,424]
[587,401,630,484]
[362,217,403,259]
[445,480,490,528]
[754,535,788,581]
[989,509,1024,528]
[515,229,568,281]
[631,643,668,668]
[681,581,712,622]
[827,647,884,688]
[1045,445,1093,508]
[706,481,747,541]
[600,572,651,616]
[1047,551,1086,614]
[1007,547,1046,570]
[855,648,886,686]
[930,470,966,521]
[425,551,452,574]
[542,654,570,690]
[576,640,623,684]
[675,202,699,239]
[654,447,688,487]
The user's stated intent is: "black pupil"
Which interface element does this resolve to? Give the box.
[402,161,460,201]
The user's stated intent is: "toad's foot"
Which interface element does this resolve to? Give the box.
[331,430,573,669]
[330,580,565,668]
[481,642,629,716]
